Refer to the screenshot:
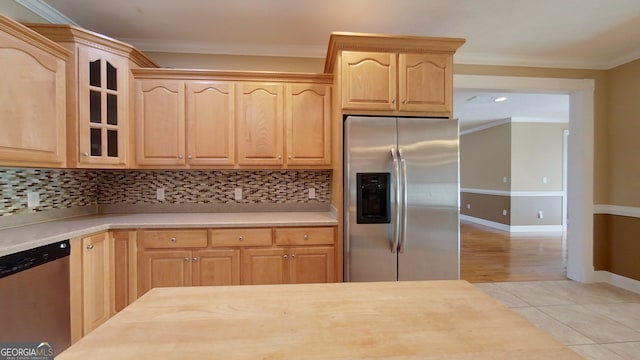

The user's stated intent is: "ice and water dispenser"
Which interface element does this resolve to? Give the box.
[356,173,391,224]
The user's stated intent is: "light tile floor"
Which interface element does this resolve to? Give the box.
[475,281,640,360]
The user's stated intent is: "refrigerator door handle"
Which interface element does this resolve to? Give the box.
[391,147,401,253]
[398,148,408,253]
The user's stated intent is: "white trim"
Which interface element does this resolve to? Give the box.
[461,215,565,233]
[460,215,510,231]
[594,205,640,218]
[461,188,564,197]
[454,51,640,71]
[511,191,564,197]
[16,0,78,25]
[510,225,565,233]
[460,118,510,135]
[461,188,509,196]
[593,271,640,295]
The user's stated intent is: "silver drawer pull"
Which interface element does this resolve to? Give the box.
[184,257,190,262]
[303,234,309,240]
[192,257,198,262]
[283,255,288,259]
[86,244,94,250]
[170,237,177,243]
[238,236,244,241]
[291,254,296,259]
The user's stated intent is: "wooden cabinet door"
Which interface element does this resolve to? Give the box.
[237,83,284,166]
[285,84,331,166]
[77,46,129,167]
[81,232,112,334]
[289,246,335,284]
[186,81,235,166]
[193,249,241,286]
[137,250,192,297]
[135,79,185,166]
[341,51,396,111]
[398,53,452,113]
[112,230,136,314]
[0,26,66,167]
[241,248,287,285]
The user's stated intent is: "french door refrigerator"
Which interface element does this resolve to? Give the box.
[344,116,460,282]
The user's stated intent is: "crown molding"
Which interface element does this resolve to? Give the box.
[16,0,78,25]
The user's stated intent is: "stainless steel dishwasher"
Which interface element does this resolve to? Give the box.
[0,240,71,356]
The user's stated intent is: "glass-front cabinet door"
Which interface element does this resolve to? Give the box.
[78,47,128,167]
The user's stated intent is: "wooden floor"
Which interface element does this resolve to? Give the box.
[460,221,568,283]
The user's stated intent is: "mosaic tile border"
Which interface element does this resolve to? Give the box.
[1,168,332,220]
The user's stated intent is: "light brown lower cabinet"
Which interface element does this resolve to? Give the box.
[241,246,335,285]
[70,231,111,344]
[137,248,241,297]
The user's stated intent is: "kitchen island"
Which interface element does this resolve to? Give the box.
[57,280,581,359]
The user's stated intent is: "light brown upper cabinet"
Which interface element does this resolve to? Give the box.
[341,51,453,114]
[133,70,332,169]
[237,82,285,166]
[186,81,235,166]
[135,79,186,166]
[26,23,158,169]
[0,15,69,168]
[285,84,331,166]
[325,32,465,118]
[135,79,235,168]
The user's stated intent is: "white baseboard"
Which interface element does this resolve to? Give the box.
[461,215,564,233]
[593,271,640,294]
[460,215,510,231]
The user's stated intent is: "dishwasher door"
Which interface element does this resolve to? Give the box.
[0,240,71,356]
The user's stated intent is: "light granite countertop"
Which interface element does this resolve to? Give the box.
[0,211,338,257]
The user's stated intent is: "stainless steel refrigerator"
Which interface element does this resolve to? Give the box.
[344,116,460,282]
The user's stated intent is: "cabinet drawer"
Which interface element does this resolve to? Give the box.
[275,227,335,246]
[209,228,272,247]
[140,230,207,249]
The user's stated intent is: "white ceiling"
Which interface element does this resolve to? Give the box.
[18,0,627,128]
[26,0,640,69]
[454,91,569,130]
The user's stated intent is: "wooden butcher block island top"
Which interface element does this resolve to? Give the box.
[58,281,581,359]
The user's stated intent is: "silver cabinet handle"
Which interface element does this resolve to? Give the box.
[238,235,244,241]
[398,148,408,253]
[178,154,183,159]
[391,98,396,104]
[283,255,288,259]
[184,257,190,262]
[170,237,177,243]
[287,155,292,159]
[402,99,407,104]
[277,155,282,159]
[291,254,296,259]
[303,234,309,241]
[390,147,401,253]
[82,152,89,157]
[192,257,198,262]
[86,244,94,250]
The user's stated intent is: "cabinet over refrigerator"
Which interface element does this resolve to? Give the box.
[344,116,460,282]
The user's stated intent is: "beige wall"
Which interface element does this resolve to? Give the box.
[511,122,567,192]
[511,196,563,226]
[607,58,640,207]
[460,193,510,225]
[460,123,511,190]
[0,2,47,23]
[145,52,325,73]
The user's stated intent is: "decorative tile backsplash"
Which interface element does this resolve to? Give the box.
[97,170,330,204]
[0,168,331,217]
[0,168,98,216]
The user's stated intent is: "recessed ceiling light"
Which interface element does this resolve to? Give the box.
[494,96,508,102]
